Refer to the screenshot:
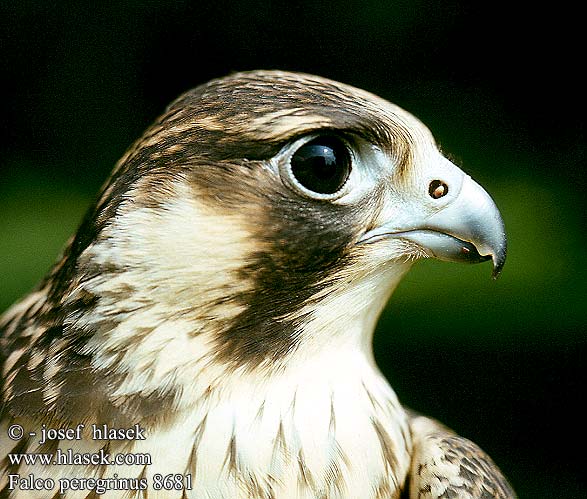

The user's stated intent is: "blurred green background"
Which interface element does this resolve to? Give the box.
[1,2,584,497]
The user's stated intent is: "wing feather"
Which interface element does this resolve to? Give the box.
[406,413,516,499]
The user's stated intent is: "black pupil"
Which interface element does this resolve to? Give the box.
[290,137,351,195]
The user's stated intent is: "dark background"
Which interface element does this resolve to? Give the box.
[0,2,584,497]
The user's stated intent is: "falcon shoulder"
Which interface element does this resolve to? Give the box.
[405,413,517,499]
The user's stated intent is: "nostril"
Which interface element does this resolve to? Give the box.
[429,180,449,199]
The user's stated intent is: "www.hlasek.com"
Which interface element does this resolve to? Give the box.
[5,422,193,495]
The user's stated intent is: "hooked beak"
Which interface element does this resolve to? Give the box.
[360,175,507,278]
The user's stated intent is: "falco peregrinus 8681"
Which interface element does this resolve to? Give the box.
[0,71,515,498]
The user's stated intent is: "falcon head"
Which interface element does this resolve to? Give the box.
[2,70,506,424]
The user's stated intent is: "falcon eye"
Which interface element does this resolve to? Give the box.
[289,136,351,196]
[429,179,449,199]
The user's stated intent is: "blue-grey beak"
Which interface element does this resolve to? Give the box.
[360,175,507,278]
[397,175,506,278]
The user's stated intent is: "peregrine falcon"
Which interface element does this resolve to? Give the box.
[0,71,515,498]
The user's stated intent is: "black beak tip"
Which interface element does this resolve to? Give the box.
[491,244,507,280]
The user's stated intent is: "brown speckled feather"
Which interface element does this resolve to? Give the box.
[407,414,516,498]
